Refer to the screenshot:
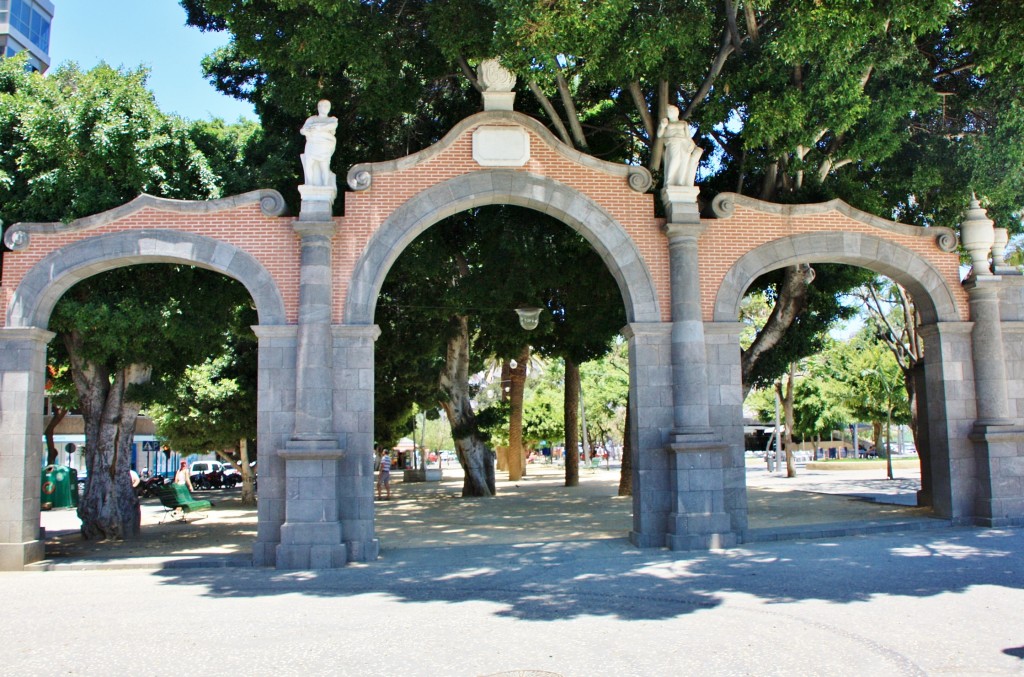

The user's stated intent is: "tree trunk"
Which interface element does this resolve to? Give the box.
[44,406,67,465]
[776,366,797,478]
[563,357,581,487]
[507,347,529,481]
[908,362,932,506]
[439,315,495,496]
[239,437,256,506]
[741,265,814,399]
[617,392,633,496]
[68,331,149,540]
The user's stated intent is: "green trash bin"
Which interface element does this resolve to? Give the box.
[41,464,78,509]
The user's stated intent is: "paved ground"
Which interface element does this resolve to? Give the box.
[6,463,1021,676]
[34,461,935,567]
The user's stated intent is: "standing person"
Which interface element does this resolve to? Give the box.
[377,450,392,500]
[174,460,194,492]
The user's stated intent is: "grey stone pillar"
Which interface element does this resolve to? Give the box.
[251,325,297,567]
[333,324,381,562]
[0,328,54,570]
[704,322,749,534]
[965,276,1014,427]
[664,222,714,436]
[623,322,674,548]
[965,275,1024,526]
[292,221,337,440]
[276,220,347,569]
[661,205,736,550]
[917,322,976,522]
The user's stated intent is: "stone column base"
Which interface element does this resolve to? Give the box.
[277,522,347,569]
[344,538,380,562]
[969,424,1024,527]
[667,512,736,550]
[276,440,348,569]
[252,540,279,567]
[667,435,739,551]
[0,540,44,571]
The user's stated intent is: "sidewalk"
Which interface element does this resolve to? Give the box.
[14,465,1024,676]
[34,462,940,570]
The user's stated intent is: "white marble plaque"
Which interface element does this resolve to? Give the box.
[472,126,530,167]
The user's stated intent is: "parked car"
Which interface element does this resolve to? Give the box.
[189,460,239,489]
[220,462,242,486]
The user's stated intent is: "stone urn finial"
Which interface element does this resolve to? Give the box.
[478,59,516,111]
[961,194,995,276]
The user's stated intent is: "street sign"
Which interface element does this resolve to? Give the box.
[141,441,160,452]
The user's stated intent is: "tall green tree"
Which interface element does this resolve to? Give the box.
[183,1,1024,417]
[0,57,260,539]
[148,299,260,505]
[377,205,625,495]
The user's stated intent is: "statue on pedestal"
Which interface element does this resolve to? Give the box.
[658,106,703,188]
[300,99,338,187]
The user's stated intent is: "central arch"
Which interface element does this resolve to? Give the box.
[337,169,672,551]
[344,170,662,326]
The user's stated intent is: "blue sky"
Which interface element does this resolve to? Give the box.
[48,0,255,121]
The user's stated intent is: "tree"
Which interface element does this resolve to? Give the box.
[49,266,255,539]
[376,204,625,495]
[579,339,629,459]
[0,56,260,539]
[741,264,871,397]
[148,300,260,505]
[848,277,931,497]
[832,336,910,478]
[183,1,1024,401]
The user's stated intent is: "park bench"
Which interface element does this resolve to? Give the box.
[153,484,212,523]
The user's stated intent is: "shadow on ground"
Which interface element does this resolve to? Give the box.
[144,526,1024,624]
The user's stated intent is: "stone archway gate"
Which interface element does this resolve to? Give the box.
[2,106,1023,570]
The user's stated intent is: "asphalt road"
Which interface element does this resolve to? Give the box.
[3,523,1023,676]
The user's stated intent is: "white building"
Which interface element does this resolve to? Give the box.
[0,0,53,72]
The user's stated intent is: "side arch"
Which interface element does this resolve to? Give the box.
[344,170,661,325]
[712,232,963,324]
[7,230,288,328]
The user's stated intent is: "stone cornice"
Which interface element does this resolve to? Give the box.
[709,192,958,253]
[3,190,287,251]
[332,324,382,341]
[347,110,652,193]
[622,322,672,340]
[0,327,56,343]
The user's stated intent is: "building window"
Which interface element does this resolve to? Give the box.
[9,0,50,55]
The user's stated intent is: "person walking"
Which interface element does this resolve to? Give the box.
[377,450,392,500]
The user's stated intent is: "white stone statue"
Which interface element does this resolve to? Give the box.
[658,106,703,187]
[300,99,338,187]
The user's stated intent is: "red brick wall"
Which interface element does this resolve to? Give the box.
[1,119,966,330]
[1,204,302,326]
[697,205,968,322]
[338,124,669,323]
